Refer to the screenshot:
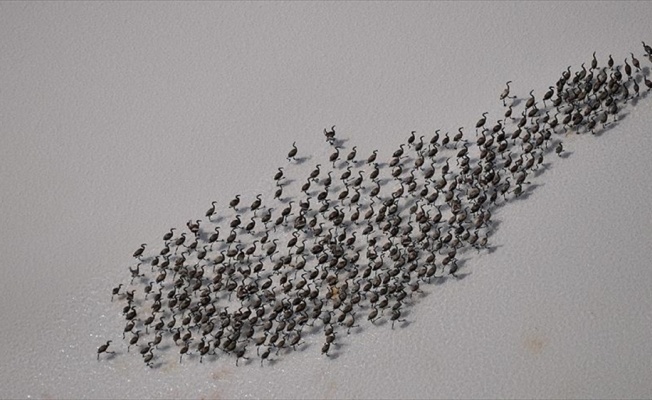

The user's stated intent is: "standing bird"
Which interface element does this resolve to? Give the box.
[392,144,405,158]
[309,164,322,182]
[187,220,201,236]
[525,90,536,109]
[624,59,632,79]
[205,201,217,220]
[250,194,262,213]
[273,168,284,185]
[324,125,336,144]
[542,86,555,107]
[230,215,242,229]
[111,284,123,302]
[475,112,488,133]
[208,227,220,248]
[367,150,378,165]
[346,146,358,163]
[630,53,640,72]
[643,41,652,56]
[174,232,187,248]
[229,195,241,210]
[453,127,465,148]
[287,142,298,161]
[499,81,513,106]
[430,129,440,146]
[274,185,283,200]
[132,244,146,259]
[97,341,114,360]
[162,228,175,242]
[644,76,652,92]
[407,131,416,146]
[266,239,279,259]
[329,147,340,167]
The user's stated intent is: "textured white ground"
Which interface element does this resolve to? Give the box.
[1,2,652,399]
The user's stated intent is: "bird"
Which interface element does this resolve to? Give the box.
[97,341,113,360]
[132,244,146,259]
[205,201,217,219]
[475,112,488,133]
[230,195,241,210]
[499,81,513,106]
[287,141,298,161]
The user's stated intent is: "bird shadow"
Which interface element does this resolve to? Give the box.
[532,163,552,178]
[484,244,503,255]
[592,126,609,137]
[509,98,523,108]
[295,341,311,352]
[390,319,411,329]
[264,358,281,367]
[146,360,164,369]
[431,276,449,285]
[513,183,543,200]
[610,112,629,125]
[239,357,254,367]
[345,325,364,336]
[211,215,226,224]
[102,352,119,361]
[294,156,312,165]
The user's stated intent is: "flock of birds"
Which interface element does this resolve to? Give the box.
[99,42,652,367]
